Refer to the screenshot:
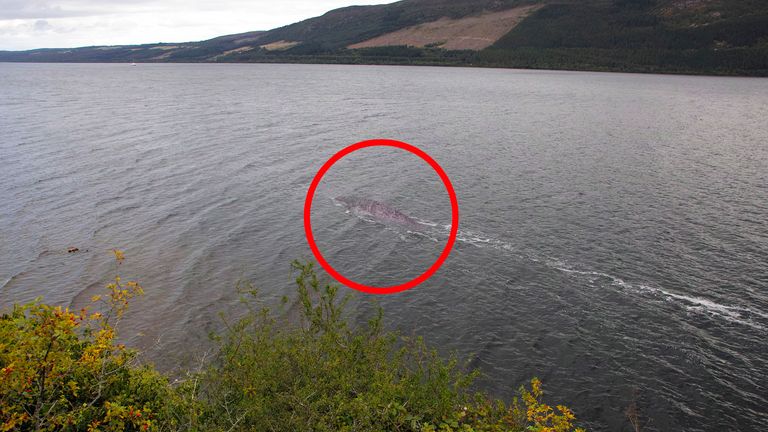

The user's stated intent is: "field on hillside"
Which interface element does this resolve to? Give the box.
[349,5,541,51]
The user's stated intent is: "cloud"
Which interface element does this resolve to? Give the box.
[33,19,53,31]
[0,1,100,20]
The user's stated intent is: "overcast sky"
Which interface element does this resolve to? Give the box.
[0,1,392,51]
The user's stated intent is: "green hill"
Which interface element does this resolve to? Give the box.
[254,0,536,50]
[480,0,768,74]
[1,0,767,75]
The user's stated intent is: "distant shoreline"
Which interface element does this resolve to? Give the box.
[1,57,766,78]
[3,0,767,78]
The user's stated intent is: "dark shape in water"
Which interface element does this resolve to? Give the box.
[334,196,419,228]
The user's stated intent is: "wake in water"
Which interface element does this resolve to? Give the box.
[336,201,767,331]
[546,258,768,331]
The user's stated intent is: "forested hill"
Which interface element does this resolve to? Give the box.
[1,0,767,76]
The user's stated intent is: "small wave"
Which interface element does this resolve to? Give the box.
[406,230,440,243]
[32,173,68,186]
[156,211,180,225]
[1,269,29,292]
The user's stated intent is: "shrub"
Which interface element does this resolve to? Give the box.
[0,254,586,431]
[195,260,585,432]
[0,251,182,431]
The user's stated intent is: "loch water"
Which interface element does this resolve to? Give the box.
[1,63,766,431]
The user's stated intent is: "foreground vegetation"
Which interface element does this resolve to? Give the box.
[1,252,585,431]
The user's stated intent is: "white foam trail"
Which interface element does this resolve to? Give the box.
[414,218,438,227]
[655,287,768,320]
[549,259,766,331]
[445,225,518,252]
[406,230,440,243]
[439,224,767,331]
[334,206,767,331]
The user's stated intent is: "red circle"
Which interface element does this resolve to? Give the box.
[304,139,459,294]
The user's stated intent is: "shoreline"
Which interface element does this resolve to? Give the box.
[1,58,767,78]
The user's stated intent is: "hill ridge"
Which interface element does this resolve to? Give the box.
[1,0,766,76]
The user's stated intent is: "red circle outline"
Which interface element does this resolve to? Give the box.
[304,139,459,294]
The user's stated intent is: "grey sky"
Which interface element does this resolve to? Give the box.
[0,1,392,51]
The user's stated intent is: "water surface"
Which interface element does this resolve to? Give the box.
[1,63,766,431]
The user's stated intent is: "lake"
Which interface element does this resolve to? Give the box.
[1,63,766,431]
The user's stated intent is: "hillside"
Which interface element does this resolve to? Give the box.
[1,0,767,75]
[348,5,542,50]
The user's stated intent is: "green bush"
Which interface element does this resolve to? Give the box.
[194,261,584,431]
[1,253,585,432]
[0,251,184,431]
